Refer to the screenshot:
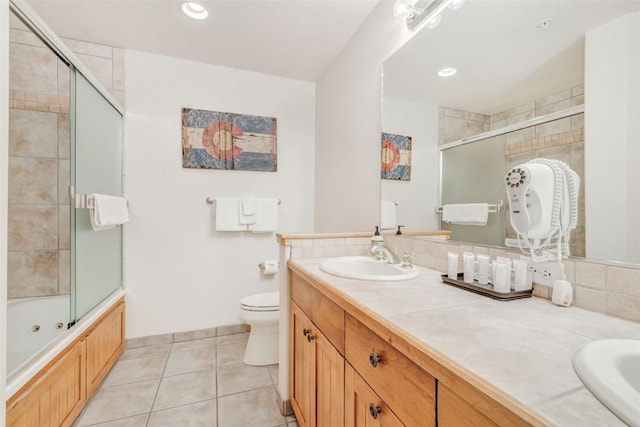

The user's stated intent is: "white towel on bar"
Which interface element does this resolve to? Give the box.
[90,194,129,231]
[442,203,489,226]
[380,201,397,230]
[248,198,279,233]
[215,197,246,231]
[238,195,257,225]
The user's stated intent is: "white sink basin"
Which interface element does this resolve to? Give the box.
[319,256,420,281]
[572,339,640,426]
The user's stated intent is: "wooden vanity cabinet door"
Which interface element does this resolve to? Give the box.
[345,363,404,427]
[316,328,344,427]
[291,302,317,427]
[438,383,498,427]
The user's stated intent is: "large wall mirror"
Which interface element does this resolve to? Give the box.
[382,0,640,265]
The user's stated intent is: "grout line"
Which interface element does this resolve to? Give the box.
[145,349,170,427]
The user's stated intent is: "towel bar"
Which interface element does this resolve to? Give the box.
[435,200,502,214]
[206,197,281,205]
[75,194,95,209]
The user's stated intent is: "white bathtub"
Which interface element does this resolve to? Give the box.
[6,289,125,398]
[7,295,70,374]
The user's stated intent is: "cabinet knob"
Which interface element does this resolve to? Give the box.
[303,328,311,336]
[369,403,381,419]
[369,352,382,368]
[306,334,316,342]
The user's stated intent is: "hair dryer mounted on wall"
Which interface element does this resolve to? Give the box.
[505,158,580,262]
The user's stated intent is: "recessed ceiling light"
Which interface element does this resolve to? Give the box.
[438,67,457,77]
[182,2,208,20]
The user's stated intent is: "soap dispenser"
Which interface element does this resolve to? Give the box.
[369,226,384,258]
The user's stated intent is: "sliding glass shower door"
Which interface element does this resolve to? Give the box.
[70,70,123,321]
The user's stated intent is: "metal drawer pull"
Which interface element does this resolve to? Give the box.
[303,328,311,336]
[306,333,316,342]
[369,352,382,368]
[369,403,381,419]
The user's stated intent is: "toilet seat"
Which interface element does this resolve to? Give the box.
[240,291,279,312]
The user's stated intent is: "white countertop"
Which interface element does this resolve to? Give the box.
[291,258,640,426]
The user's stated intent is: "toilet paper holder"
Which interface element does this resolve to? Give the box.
[259,261,279,273]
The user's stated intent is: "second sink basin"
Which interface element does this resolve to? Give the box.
[319,256,420,281]
[572,339,640,426]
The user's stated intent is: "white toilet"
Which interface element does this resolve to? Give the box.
[239,291,280,366]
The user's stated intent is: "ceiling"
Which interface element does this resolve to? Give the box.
[384,0,640,115]
[23,0,380,82]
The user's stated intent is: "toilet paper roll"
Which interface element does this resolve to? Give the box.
[260,260,279,275]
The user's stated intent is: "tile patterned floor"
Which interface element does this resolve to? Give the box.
[74,332,297,427]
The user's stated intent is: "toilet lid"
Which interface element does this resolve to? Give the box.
[241,291,279,311]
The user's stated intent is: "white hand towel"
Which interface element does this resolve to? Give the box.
[90,194,129,231]
[248,198,279,233]
[380,201,397,230]
[215,197,246,231]
[442,203,489,226]
[238,195,257,225]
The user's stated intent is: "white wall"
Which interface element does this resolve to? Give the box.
[381,96,439,230]
[314,1,415,232]
[585,12,640,263]
[1,1,9,421]
[125,50,315,339]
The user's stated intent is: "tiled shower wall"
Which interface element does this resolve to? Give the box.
[7,20,124,299]
[439,85,585,257]
[287,235,640,324]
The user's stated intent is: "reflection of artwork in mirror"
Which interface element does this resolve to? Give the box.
[381,132,411,181]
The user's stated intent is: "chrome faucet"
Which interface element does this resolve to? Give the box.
[369,245,400,264]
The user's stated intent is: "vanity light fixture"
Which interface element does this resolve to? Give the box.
[438,67,457,77]
[181,1,208,20]
[395,0,461,32]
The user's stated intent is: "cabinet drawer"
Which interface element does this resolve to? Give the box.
[345,363,403,427]
[438,383,498,427]
[345,314,435,427]
[291,271,345,354]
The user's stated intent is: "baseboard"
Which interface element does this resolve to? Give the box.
[126,323,250,349]
[277,393,294,417]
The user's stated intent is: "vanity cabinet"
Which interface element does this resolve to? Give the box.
[290,273,345,427]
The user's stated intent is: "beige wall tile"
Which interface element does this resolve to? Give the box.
[217,323,250,336]
[606,293,640,323]
[433,257,447,273]
[8,205,58,250]
[75,53,113,93]
[506,102,535,118]
[506,127,536,145]
[490,119,506,130]
[113,90,126,108]
[574,286,606,313]
[9,108,58,157]
[58,205,70,249]
[562,260,575,283]
[466,120,486,138]
[9,28,44,47]
[8,157,57,203]
[536,89,572,108]
[63,37,113,58]
[607,267,640,297]
[127,334,174,349]
[59,249,70,294]
[174,328,217,342]
[536,117,571,139]
[490,111,506,123]
[571,94,584,107]
[58,159,70,203]
[58,113,70,159]
[536,98,572,116]
[10,43,58,94]
[441,116,466,143]
[506,110,535,126]
[7,250,58,298]
[57,61,70,97]
[572,85,584,97]
[571,113,584,130]
[575,262,606,290]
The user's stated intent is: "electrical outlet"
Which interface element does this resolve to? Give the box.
[531,261,564,287]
